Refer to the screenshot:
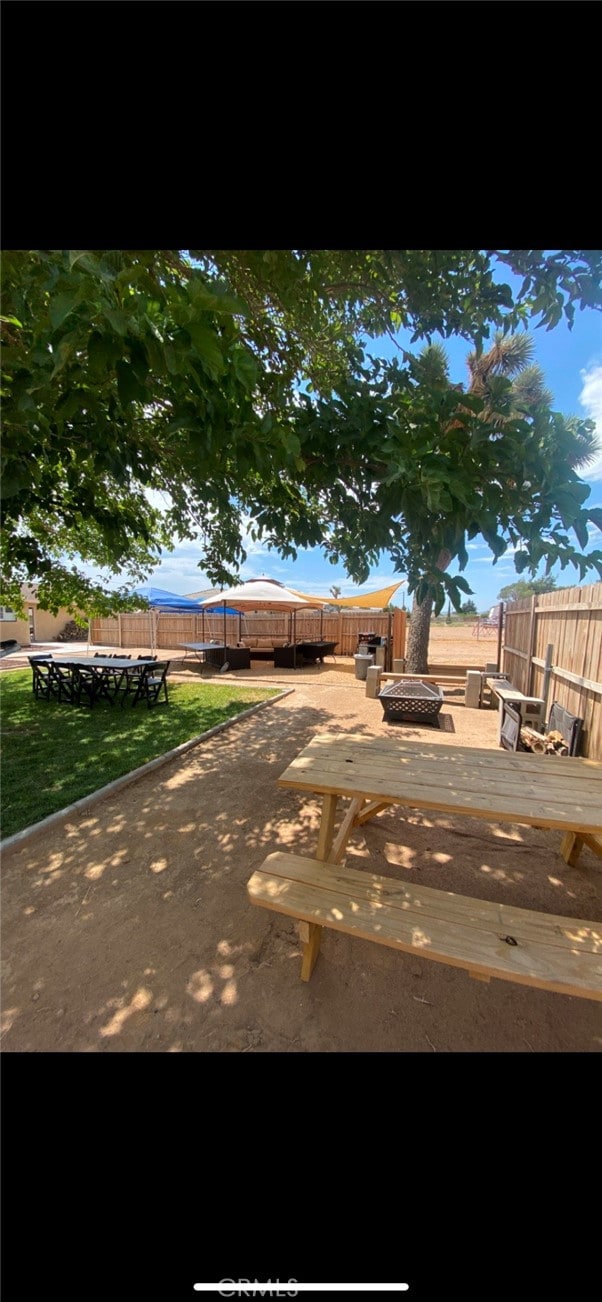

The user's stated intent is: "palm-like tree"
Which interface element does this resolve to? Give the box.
[405,334,600,672]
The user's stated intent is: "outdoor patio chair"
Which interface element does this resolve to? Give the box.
[129,660,170,708]
[72,664,101,708]
[29,656,53,700]
[48,662,76,704]
[544,702,584,756]
[137,654,157,660]
[113,661,145,706]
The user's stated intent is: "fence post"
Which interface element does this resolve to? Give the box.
[526,595,537,695]
[542,643,554,713]
[496,600,504,671]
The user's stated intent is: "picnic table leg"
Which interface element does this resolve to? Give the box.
[560,832,583,866]
[316,793,338,860]
[560,831,602,866]
[327,798,365,863]
[298,920,322,981]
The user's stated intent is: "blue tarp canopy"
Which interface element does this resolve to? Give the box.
[132,586,238,614]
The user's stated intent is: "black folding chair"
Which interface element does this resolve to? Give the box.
[87,659,126,703]
[29,656,54,700]
[48,662,76,704]
[72,665,100,708]
[546,702,584,756]
[129,660,170,708]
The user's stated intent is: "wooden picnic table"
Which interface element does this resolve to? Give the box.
[277,731,602,868]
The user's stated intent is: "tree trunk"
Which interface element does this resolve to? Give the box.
[406,592,433,673]
[405,550,452,674]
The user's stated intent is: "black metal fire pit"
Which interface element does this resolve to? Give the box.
[378,680,444,725]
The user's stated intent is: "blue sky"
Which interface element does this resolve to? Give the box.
[81,272,602,615]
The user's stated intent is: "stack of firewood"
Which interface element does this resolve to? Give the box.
[519,726,569,756]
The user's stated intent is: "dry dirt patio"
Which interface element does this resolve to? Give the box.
[1,629,601,1053]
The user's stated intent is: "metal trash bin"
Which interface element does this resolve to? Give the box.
[354,653,374,681]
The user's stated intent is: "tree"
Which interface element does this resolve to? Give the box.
[2,249,602,616]
[330,585,342,601]
[402,334,601,670]
[497,577,558,603]
[279,345,602,664]
[462,599,478,615]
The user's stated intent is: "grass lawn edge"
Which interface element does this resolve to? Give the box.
[0,687,293,854]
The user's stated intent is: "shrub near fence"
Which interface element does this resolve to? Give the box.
[502,581,602,760]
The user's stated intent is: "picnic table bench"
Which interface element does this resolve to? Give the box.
[248,732,602,997]
[248,851,602,997]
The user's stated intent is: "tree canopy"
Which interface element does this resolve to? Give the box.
[497,577,559,603]
[2,248,601,616]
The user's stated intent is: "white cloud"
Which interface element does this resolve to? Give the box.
[579,362,602,481]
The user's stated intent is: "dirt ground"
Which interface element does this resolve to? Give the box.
[1,627,600,1052]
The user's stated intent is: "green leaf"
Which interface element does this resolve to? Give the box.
[88,330,118,374]
[50,336,76,378]
[187,324,225,379]
[572,516,589,550]
[231,346,258,390]
[103,308,128,336]
[49,292,82,330]
[116,361,147,406]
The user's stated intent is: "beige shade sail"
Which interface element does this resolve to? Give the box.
[289,580,404,609]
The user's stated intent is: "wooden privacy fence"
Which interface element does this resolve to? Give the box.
[502,581,602,760]
[90,609,407,664]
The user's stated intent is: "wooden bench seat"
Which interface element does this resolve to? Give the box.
[247,852,602,999]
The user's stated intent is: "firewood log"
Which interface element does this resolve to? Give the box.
[520,724,569,755]
[520,726,546,752]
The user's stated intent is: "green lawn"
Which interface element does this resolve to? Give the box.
[0,670,279,839]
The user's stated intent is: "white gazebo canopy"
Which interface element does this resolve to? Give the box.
[198,577,321,613]
[198,578,322,667]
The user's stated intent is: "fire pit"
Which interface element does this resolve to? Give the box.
[378,680,444,725]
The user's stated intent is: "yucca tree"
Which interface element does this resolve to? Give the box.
[405,334,600,673]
